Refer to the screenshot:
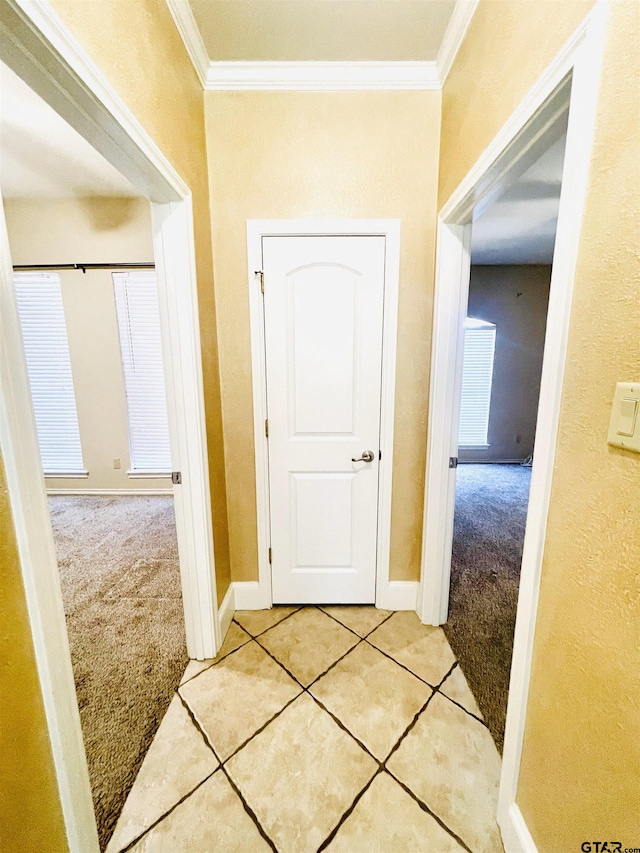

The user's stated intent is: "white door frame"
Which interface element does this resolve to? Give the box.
[417,3,607,850]
[0,1,221,850]
[247,220,401,611]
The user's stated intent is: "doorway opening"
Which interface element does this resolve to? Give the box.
[1,60,188,848]
[419,5,605,840]
[0,9,219,849]
[445,126,567,752]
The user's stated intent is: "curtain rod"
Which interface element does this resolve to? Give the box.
[12,262,155,274]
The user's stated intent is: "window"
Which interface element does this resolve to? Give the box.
[459,317,497,448]
[14,272,85,475]
[113,271,171,474]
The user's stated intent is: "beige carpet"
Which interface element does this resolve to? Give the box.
[444,464,531,754]
[48,495,187,851]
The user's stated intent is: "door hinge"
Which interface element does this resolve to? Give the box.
[265,418,269,437]
[171,471,182,484]
[449,457,458,469]
[256,270,264,294]
[379,450,382,461]
[268,547,272,564]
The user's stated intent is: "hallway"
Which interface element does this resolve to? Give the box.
[106,607,503,853]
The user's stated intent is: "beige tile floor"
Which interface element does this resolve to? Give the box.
[106,607,504,853]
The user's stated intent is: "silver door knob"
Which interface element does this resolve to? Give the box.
[352,450,375,463]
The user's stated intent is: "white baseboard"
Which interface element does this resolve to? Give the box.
[378,580,419,611]
[232,581,269,610]
[498,803,537,853]
[218,583,235,643]
[46,488,173,496]
[231,579,419,612]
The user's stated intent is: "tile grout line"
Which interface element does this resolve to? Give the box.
[255,629,363,691]
[316,767,384,853]
[384,768,475,853]
[251,619,471,853]
[178,605,305,690]
[363,633,443,689]
[313,659,465,851]
[181,612,486,731]
[438,688,488,729]
[221,691,302,766]
[178,636,253,686]
[382,687,439,766]
[436,662,490,729]
[219,763,279,853]
[115,769,217,853]
[319,605,397,640]
[234,605,303,640]
[308,692,383,768]
[111,688,225,852]
[176,691,279,852]
[373,659,478,853]
[249,613,476,853]
[172,609,484,853]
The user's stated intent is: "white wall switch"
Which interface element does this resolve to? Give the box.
[113,458,121,469]
[607,382,640,453]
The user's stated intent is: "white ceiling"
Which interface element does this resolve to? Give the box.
[0,62,139,199]
[470,134,567,265]
[188,0,457,62]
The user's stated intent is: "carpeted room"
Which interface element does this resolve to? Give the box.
[5,188,187,849]
[445,263,552,752]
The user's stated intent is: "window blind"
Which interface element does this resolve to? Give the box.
[113,271,171,473]
[14,272,85,474]
[459,318,497,448]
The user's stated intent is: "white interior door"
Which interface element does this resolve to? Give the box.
[263,235,386,604]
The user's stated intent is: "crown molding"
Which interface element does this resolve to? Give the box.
[204,60,440,91]
[166,0,479,91]
[164,0,209,87]
[436,0,480,83]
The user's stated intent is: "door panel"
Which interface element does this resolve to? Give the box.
[263,235,385,604]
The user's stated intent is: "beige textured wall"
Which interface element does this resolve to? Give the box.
[460,265,551,463]
[439,0,595,207]
[5,197,172,492]
[0,452,68,852]
[204,90,441,583]
[48,0,231,603]
[442,1,640,849]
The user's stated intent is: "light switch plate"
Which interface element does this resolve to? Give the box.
[607,382,640,453]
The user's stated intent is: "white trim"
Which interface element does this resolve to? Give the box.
[436,0,480,84]
[151,199,220,660]
[126,471,172,479]
[458,459,530,464]
[380,581,419,612]
[247,220,400,611]
[167,0,479,92]
[499,2,607,834]
[0,1,222,849]
[500,803,538,853]
[232,581,265,611]
[218,583,235,644]
[46,488,173,496]
[420,222,471,625]
[205,61,440,91]
[417,1,607,847]
[1,0,187,203]
[164,0,209,87]
[44,471,89,478]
